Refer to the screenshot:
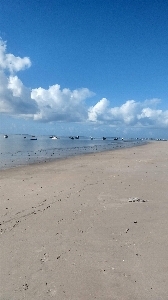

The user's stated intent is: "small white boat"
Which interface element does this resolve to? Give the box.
[30,136,37,140]
[51,136,58,140]
[4,135,8,138]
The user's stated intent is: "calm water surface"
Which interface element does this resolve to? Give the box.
[0,134,146,170]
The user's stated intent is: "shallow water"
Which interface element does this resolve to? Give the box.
[0,134,146,170]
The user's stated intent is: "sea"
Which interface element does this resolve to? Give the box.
[0,134,147,170]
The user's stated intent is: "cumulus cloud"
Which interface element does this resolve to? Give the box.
[0,38,94,121]
[0,38,168,129]
[87,98,110,122]
[0,39,38,115]
[88,99,168,128]
[0,39,31,73]
[31,85,94,122]
[0,70,38,114]
[138,107,168,127]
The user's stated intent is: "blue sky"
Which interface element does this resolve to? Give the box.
[0,0,168,138]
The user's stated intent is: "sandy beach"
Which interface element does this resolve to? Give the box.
[0,141,168,300]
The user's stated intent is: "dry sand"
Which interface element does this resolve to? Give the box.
[0,141,168,300]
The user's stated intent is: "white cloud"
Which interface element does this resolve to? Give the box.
[88,99,139,124]
[0,39,95,121]
[31,85,94,122]
[0,71,37,114]
[0,39,31,73]
[88,99,168,128]
[88,98,110,122]
[0,38,168,129]
[7,75,38,114]
[110,100,139,125]
[0,39,37,115]
[138,108,168,127]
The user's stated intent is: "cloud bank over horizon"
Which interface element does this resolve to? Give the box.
[0,39,168,129]
[88,98,168,128]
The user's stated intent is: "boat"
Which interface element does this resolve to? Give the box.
[51,136,58,140]
[102,137,106,140]
[75,136,79,139]
[30,136,37,140]
[90,136,93,140]
[4,135,8,138]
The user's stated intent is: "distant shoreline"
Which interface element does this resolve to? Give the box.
[0,136,147,171]
[1,140,148,173]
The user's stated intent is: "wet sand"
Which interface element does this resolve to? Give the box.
[0,141,168,300]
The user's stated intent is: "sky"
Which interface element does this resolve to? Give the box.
[0,0,168,138]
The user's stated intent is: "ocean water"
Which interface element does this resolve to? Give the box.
[0,134,146,170]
